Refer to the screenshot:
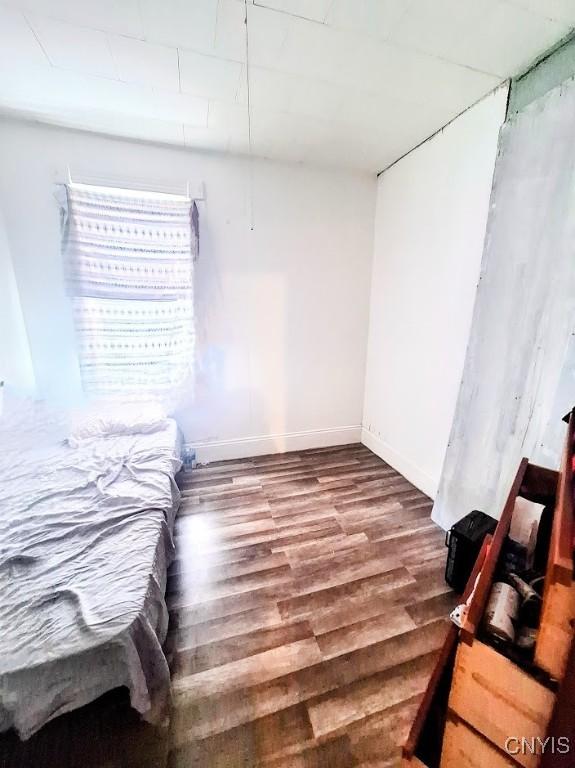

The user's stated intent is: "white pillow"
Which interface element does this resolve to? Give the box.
[69,402,167,446]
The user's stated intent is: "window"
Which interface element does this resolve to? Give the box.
[59,183,198,400]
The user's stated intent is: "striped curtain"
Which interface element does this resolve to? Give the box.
[60,183,198,400]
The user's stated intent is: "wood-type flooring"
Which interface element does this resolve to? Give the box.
[167,443,455,768]
[0,443,454,768]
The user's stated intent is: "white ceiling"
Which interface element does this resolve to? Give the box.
[0,0,572,172]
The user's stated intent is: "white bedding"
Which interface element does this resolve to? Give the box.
[0,413,182,739]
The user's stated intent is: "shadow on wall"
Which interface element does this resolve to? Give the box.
[174,204,288,456]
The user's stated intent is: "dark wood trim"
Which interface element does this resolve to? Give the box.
[547,409,574,587]
[461,458,529,644]
[402,534,492,761]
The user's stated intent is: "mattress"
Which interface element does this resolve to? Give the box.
[0,414,182,739]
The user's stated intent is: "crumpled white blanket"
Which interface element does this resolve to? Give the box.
[0,413,182,739]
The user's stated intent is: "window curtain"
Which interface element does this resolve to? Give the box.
[59,183,198,400]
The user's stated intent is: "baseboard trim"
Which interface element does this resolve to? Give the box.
[361,427,438,499]
[193,425,362,464]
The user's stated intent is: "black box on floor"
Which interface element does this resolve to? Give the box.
[445,510,497,593]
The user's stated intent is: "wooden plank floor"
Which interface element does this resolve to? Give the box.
[0,443,453,768]
[166,443,455,768]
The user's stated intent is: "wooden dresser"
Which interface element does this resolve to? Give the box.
[403,410,575,768]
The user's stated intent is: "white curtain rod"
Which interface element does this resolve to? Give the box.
[55,167,205,201]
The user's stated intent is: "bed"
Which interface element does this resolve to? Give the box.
[0,402,182,740]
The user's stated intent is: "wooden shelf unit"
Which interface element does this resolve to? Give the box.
[535,408,575,679]
[403,410,575,768]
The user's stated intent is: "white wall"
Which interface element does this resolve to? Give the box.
[0,207,35,396]
[362,85,508,498]
[433,78,575,530]
[0,118,376,458]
